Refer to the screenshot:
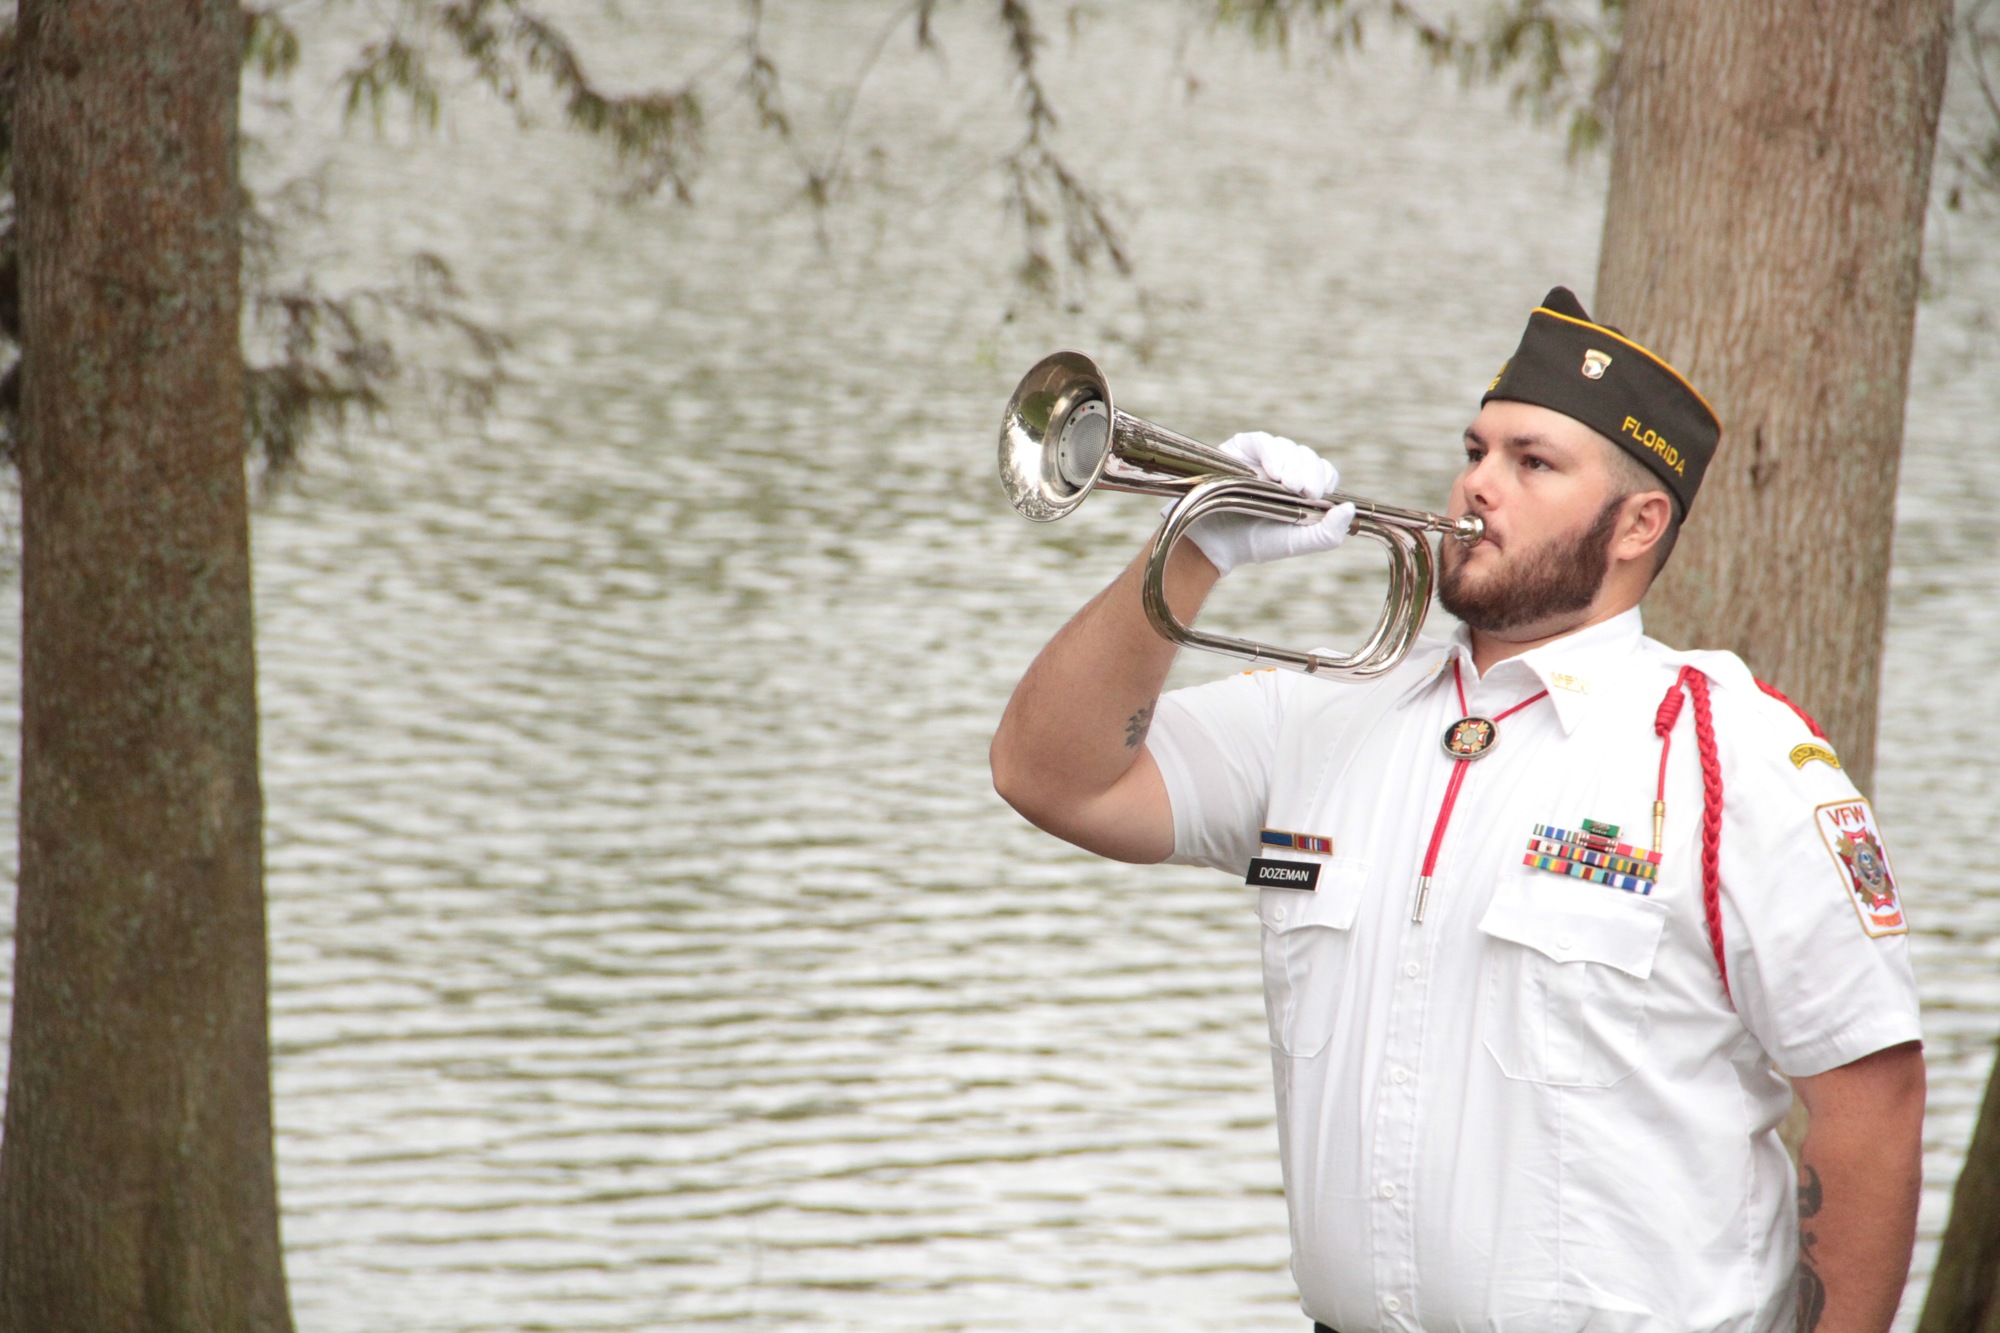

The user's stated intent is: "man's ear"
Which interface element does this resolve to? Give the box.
[1616,491,1674,564]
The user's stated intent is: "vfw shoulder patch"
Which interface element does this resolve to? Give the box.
[1814,800,1906,936]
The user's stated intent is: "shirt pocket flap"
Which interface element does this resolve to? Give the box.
[1477,868,1668,979]
[1256,859,1369,933]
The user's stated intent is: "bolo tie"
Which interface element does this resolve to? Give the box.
[1412,659,1548,924]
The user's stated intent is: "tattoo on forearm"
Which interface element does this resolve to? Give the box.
[1124,704,1153,749]
[1795,1164,1826,1332]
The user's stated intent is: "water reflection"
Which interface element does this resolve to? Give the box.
[0,3,1994,1329]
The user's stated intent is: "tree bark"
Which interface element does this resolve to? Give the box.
[1593,0,1951,798]
[1920,1039,2000,1332]
[1,2,292,1329]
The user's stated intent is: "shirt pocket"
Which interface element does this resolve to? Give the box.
[1255,858,1369,1059]
[1476,862,1669,1087]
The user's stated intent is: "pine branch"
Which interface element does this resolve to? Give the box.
[995,0,1129,289]
[338,0,706,201]
[242,253,511,489]
[344,31,443,130]
[243,5,302,82]
[1212,0,1624,158]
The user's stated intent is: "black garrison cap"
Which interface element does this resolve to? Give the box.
[1481,287,1721,517]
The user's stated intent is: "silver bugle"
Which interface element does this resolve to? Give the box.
[998,349,1481,679]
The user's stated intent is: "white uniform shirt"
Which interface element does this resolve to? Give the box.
[1146,609,1920,1333]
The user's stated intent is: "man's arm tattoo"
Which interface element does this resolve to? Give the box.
[1124,704,1153,749]
[1795,1163,1826,1332]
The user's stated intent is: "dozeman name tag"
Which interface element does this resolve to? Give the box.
[1247,858,1320,891]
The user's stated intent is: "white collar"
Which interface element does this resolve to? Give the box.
[1394,607,1646,735]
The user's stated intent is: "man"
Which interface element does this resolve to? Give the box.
[990,288,1924,1332]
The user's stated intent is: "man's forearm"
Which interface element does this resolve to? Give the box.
[989,539,1218,857]
[1792,1043,1926,1332]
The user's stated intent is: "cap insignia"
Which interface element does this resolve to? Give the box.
[1581,349,1612,380]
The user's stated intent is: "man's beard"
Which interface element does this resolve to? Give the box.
[1436,496,1624,635]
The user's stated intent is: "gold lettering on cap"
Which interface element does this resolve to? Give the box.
[1620,415,1686,476]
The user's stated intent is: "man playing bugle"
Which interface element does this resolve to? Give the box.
[991,288,1923,1332]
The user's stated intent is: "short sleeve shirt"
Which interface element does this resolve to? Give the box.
[1145,609,1920,1333]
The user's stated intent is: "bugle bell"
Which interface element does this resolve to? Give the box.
[998,350,1483,679]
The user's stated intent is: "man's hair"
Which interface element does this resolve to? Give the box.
[1599,438,1682,579]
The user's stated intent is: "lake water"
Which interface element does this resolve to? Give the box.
[3,3,1998,1329]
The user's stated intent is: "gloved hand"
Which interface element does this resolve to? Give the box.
[1169,431,1356,577]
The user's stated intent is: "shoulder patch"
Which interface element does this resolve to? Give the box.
[1790,742,1840,770]
[1814,800,1906,936]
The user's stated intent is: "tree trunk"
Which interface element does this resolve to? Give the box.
[1920,1040,2000,1332]
[1593,0,1951,799]
[0,2,292,1329]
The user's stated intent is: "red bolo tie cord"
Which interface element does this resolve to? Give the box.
[1412,661,1549,923]
[1653,665,1729,1002]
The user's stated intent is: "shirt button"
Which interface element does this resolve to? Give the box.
[1558,934,1576,951]
[1379,1182,1396,1199]
[1385,1296,1403,1313]
[1403,961,1420,978]
[1275,906,1288,921]
[1392,1068,1409,1084]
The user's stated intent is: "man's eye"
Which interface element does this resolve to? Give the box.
[1523,455,1551,471]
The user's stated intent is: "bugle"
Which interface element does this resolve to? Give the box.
[998,350,1482,679]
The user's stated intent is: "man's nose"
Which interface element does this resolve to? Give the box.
[1461,454,1500,512]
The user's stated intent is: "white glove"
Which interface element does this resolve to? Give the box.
[1168,431,1356,577]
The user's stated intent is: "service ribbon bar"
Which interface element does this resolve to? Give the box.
[1526,837,1659,881]
[1521,851,1655,895]
[1261,829,1333,855]
[1531,824,1662,866]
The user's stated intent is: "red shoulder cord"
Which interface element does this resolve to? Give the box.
[1755,678,1828,740]
[1654,673,1829,1005]
[1652,666,1729,1002]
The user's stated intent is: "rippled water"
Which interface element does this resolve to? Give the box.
[2,4,1997,1329]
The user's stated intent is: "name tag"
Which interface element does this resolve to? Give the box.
[1247,857,1320,891]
